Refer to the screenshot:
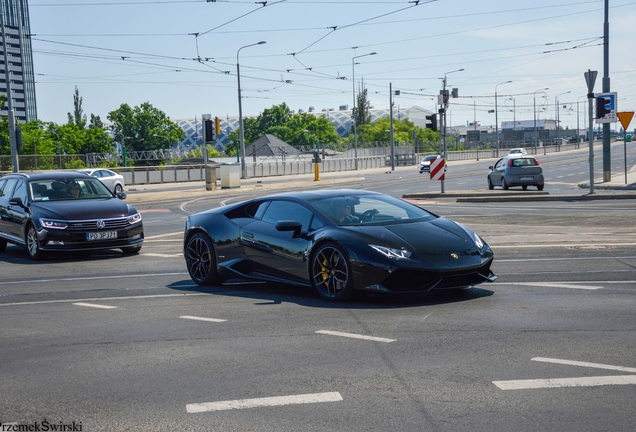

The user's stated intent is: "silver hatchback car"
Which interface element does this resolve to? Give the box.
[487,156,544,191]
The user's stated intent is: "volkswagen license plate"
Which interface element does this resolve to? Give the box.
[519,176,534,181]
[87,231,117,241]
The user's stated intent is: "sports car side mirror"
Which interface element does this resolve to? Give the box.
[276,220,302,238]
[117,192,127,200]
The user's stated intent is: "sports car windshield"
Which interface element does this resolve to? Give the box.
[312,193,437,226]
[29,178,114,202]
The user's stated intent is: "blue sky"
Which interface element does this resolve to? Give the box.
[29,0,636,130]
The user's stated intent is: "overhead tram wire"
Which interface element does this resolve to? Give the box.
[293,1,427,55]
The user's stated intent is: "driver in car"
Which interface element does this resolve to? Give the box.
[332,200,359,224]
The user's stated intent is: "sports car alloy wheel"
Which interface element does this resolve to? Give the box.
[27,224,43,261]
[311,243,353,301]
[186,233,219,285]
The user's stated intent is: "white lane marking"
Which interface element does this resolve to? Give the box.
[0,272,188,286]
[73,302,117,309]
[505,282,602,290]
[498,256,636,262]
[492,243,636,248]
[186,392,343,413]
[316,330,396,343]
[493,375,636,390]
[143,253,183,257]
[532,357,636,373]
[180,315,227,323]
[0,292,204,307]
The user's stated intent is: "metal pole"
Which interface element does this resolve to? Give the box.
[495,81,511,157]
[351,51,376,171]
[602,0,611,182]
[389,83,395,171]
[237,41,266,179]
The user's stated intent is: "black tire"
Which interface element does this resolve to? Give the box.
[522,185,528,190]
[537,184,544,191]
[26,224,44,261]
[502,178,509,190]
[114,184,123,194]
[185,232,220,285]
[121,245,142,255]
[487,177,494,190]
[310,242,354,301]
[0,238,6,252]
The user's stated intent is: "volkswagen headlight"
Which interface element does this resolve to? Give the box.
[40,219,68,229]
[126,213,142,225]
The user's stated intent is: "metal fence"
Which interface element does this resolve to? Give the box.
[1,141,591,184]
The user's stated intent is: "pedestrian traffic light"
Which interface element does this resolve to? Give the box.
[425,114,437,132]
[204,119,214,143]
[214,117,221,135]
[595,96,611,120]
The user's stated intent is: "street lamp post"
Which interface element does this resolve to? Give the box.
[495,80,512,157]
[533,88,549,153]
[351,51,376,170]
[556,91,571,151]
[237,41,266,179]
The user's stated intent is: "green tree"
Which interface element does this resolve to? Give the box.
[225,103,340,155]
[107,102,185,153]
[67,86,87,129]
[352,80,371,130]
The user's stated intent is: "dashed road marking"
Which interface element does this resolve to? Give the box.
[493,375,636,390]
[316,330,396,343]
[493,357,636,390]
[505,282,602,290]
[73,302,117,309]
[187,392,343,413]
[179,315,227,323]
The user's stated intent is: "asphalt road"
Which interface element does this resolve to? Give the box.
[1,152,636,431]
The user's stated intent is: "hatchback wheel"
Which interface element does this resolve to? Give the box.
[502,178,509,190]
[537,184,544,191]
[185,233,220,285]
[114,184,123,194]
[310,242,354,301]
[26,224,44,261]
[487,177,494,190]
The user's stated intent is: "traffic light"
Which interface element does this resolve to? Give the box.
[214,117,221,135]
[425,114,437,132]
[203,119,214,143]
[596,96,611,120]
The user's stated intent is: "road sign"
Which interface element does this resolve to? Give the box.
[617,111,634,130]
[595,92,618,123]
[430,157,446,181]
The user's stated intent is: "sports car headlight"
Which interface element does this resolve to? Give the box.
[40,219,68,229]
[126,213,142,225]
[370,244,412,260]
[456,222,484,251]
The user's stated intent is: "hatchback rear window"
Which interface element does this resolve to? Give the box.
[511,158,537,167]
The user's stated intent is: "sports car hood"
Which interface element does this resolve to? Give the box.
[31,199,135,220]
[354,217,490,264]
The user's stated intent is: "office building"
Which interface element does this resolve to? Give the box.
[1,0,36,122]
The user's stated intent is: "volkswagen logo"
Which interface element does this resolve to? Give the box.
[96,220,105,229]
[450,253,459,259]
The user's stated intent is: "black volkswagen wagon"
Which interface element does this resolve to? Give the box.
[0,172,143,260]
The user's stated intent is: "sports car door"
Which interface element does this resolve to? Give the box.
[240,200,314,282]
